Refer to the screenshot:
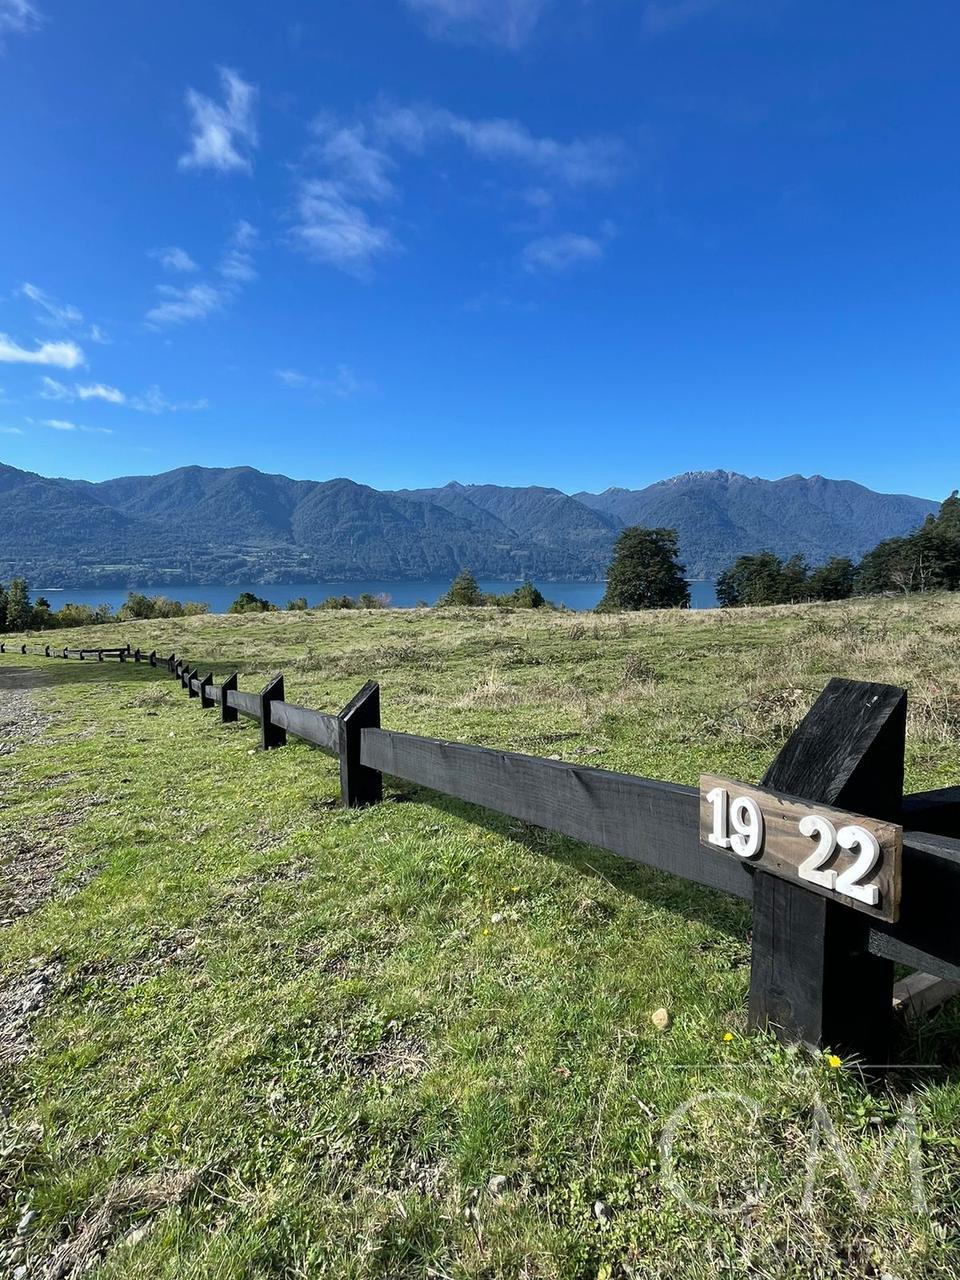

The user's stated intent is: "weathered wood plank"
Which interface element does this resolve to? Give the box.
[892,971,960,1020]
[220,672,238,723]
[699,773,902,922]
[360,728,754,899]
[269,701,340,754]
[749,678,906,1060]
[340,682,382,806]
[226,688,261,721]
[259,675,286,749]
[902,787,960,838]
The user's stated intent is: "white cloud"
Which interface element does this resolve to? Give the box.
[291,181,395,276]
[128,386,209,414]
[377,105,624,187]
[0,0,42,37]
[179,67,258,174]
[402,0,548,49]
[41,417,112,435]
[310,119,396,200]
[0,425,23,435]
[40,378,125,403]
[291,103,621,277]
[151,246,199,273]
[145,282,225,328]
[275,365,367,399]
[87,323,110,344]
[20,281,83,327]
[77,382,125,404]
[521,232,603,273]
[218,220,259,283]
[0,334,84,368]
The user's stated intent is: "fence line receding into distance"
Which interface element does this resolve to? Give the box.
[4,638,960,1066]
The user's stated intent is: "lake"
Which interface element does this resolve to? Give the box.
[30,578,719,613]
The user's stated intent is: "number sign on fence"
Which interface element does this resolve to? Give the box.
[5,640,960,1068]
[699,775,902,922]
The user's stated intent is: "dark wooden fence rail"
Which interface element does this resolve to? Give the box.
[4,639,960,1063]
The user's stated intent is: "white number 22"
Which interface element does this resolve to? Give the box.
[799,816,880,906]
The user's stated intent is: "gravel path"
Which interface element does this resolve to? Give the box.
[0,666,55,756]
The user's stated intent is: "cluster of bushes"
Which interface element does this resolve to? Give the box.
[0,582,210,632]
[229,592,394,613]
[715,492,960,607]
[436,571,550,609]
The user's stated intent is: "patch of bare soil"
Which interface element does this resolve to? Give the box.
[0,960,63,1066]
[0,672,103,924]
[0,794,103,925]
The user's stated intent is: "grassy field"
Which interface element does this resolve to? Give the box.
[2,594,960,1278]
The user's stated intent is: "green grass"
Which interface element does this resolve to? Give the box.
[2,595,960,1278]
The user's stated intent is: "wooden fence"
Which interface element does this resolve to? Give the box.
[4,639,960,1065]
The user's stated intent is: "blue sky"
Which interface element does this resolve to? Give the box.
[0,0,956,499]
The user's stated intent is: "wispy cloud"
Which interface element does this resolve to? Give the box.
[0,334,84,368]
[179,67,258,174]
[217,220,259,283]
[376,103,624,187]
[40,376,125,403]
[145,282,225,328]
[291,182,396,276]
[145,222,258,327]
[402,0,548,49]
[128,386,209,414]
[290,102,623,277]
[275,365,368,399]
[41,417,112,435]
[520,232,603,273]
[642,0,723,35]
[40,375,206,414]
[20,281,82,326]
[0,425,23,435]
[0,0,42,42]
[87,323,110,344]
[150,246,199,273]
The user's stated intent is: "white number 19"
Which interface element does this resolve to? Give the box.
[706,787,764,859]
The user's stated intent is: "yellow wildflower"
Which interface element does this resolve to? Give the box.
[722,1032,734,1043]
[826,1054,842,1070]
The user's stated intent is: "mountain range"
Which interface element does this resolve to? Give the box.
[0,460,939,587]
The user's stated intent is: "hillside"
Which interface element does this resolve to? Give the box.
[1,596,958,1276]
[0,460,939,586]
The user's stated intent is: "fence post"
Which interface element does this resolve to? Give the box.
[187,667,200,698]
[259,675,286,749]
[149,651,157,668]
[118,648,124,663]
[338,681,382,808]
[45,645,50,657]
[199,673,214,708]
[134,649,141,663]
[20,644,26,655]
[220,672,239,724]
[747,678,906,1064]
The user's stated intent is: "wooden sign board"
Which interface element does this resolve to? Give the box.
[699,774,902,922]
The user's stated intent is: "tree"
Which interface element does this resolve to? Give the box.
[31,597,53,629]
[807,557,855,601]
[0,583,7,632]
[716,551,811,606]
[287,597,308,611]
[228,591,275,614]
[507,580,546,609]
[6,578,31,631]
[438,569,484,607]
[598,527,689,611]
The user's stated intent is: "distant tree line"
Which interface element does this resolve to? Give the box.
[715,491,960,606]
[0,583,209,632]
